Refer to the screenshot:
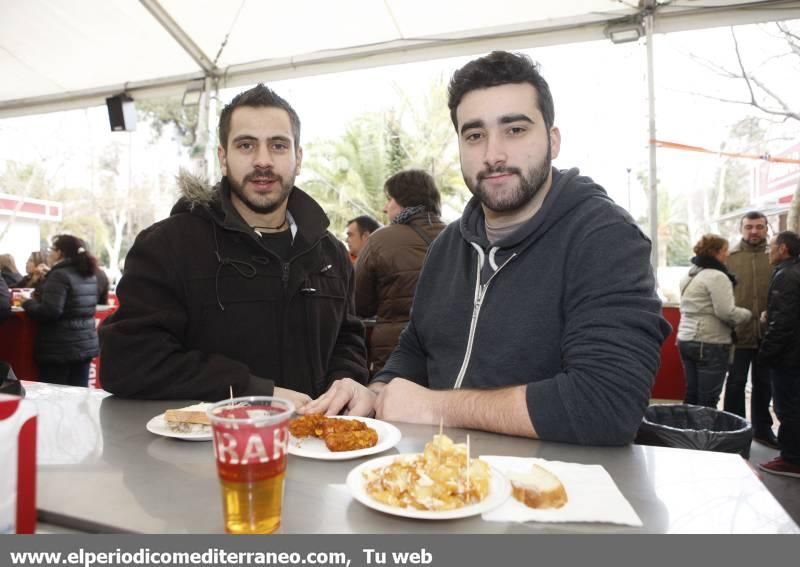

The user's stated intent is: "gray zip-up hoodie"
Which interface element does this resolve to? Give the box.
[374,168,671,445]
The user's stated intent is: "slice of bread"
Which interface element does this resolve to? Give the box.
[508,464,568,509]
[164,403,211,426]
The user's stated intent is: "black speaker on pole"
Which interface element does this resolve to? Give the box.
[105,94,137,132]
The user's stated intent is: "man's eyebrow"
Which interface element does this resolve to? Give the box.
[231,134,292,144]
[499,113,534,125]
[268,135,292,144]
[460,119,484,135]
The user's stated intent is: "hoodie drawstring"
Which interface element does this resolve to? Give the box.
[211,222,257,311]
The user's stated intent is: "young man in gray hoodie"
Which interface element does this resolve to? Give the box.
[304,51,670,446]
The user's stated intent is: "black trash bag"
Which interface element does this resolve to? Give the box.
[635,404,753,458]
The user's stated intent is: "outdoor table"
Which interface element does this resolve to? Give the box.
[26,382,798,534]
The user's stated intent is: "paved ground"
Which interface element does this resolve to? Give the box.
[747,437,800,525]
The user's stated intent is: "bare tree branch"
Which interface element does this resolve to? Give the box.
[747,74,800,120]
[731,29,759,106]
[687,52,739,78]
[776,21,800,45]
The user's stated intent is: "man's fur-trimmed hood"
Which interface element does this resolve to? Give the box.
[170,169,332,242]
[176,169,215,210]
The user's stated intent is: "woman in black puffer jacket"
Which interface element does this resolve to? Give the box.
[23,235,99,387]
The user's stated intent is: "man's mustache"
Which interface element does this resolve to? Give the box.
[244,169,281,183]
[477,166,522,181]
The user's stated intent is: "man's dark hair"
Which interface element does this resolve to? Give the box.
[775,230,800,257]
[740,210,767,228]
[385,169,441,216]
[218,83,301,150]
[447,50,555,132]
[347,215,381,235]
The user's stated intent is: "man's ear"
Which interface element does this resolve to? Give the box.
[217,145,227,176]
[549,126,561,160]
[295,146,303,175]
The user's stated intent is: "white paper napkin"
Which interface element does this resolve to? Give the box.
[481,455,643,527]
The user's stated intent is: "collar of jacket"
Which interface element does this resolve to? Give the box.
[691,254,737,286]
[775,256,800,272]
[402,209,442,227]
[730,239,767,254]
[458,166,609,252]
[48,258,75,272]
[172,171,331,248]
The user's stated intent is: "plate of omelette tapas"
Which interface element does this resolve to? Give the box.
[346,433,511,519]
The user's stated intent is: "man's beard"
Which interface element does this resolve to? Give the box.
[745,236,766,246]
[466,143,552,213]
[228,168,293,215]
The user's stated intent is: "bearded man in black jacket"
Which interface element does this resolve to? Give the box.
[100,85,368,406]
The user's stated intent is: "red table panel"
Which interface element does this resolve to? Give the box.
[652,306,685,400]
[0,311,39,380]
[0,306,117,388]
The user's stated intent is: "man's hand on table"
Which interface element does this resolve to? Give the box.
[300,377,380,416]
[273,387,311,411]
[374,378,441,424]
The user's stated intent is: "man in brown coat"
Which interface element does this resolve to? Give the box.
[725,211,776,448]
[354,170,445,375]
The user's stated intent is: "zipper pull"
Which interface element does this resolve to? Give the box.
[320,264,332,273]
[475,285,485,311]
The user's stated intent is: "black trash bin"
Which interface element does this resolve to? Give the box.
[635,404,753,458]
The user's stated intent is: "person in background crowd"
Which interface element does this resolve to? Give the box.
[758,231,800,478]
[16,251,50,291]
[0,276,10,321]
[99,84,367,406]
[0,254,23,287]
[354,170,445,375]
[95,267,109,305]
[724,211,777,448]
[22,235,99,387]
[678,234,752,409]
[345,215,381,262]
[304,51,670,446]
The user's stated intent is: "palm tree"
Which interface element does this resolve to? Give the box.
[302,79,469,234]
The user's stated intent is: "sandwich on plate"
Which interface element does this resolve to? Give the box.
[164,403,211,434]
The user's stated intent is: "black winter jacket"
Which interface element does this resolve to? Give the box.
[374,168,671,446]
[759,257,800,369]
[99,174,368,401]
[23,260,99,363]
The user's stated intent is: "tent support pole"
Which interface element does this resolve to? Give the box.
[645,10,659,269]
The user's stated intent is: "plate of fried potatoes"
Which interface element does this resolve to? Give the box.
[346,434,511,519]
[288,415,401,460]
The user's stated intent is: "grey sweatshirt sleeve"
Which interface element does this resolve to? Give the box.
[526,221,670,445]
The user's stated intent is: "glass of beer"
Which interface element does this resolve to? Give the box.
[207,396,295,534]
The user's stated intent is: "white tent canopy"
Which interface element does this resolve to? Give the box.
[2,0,799,118]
